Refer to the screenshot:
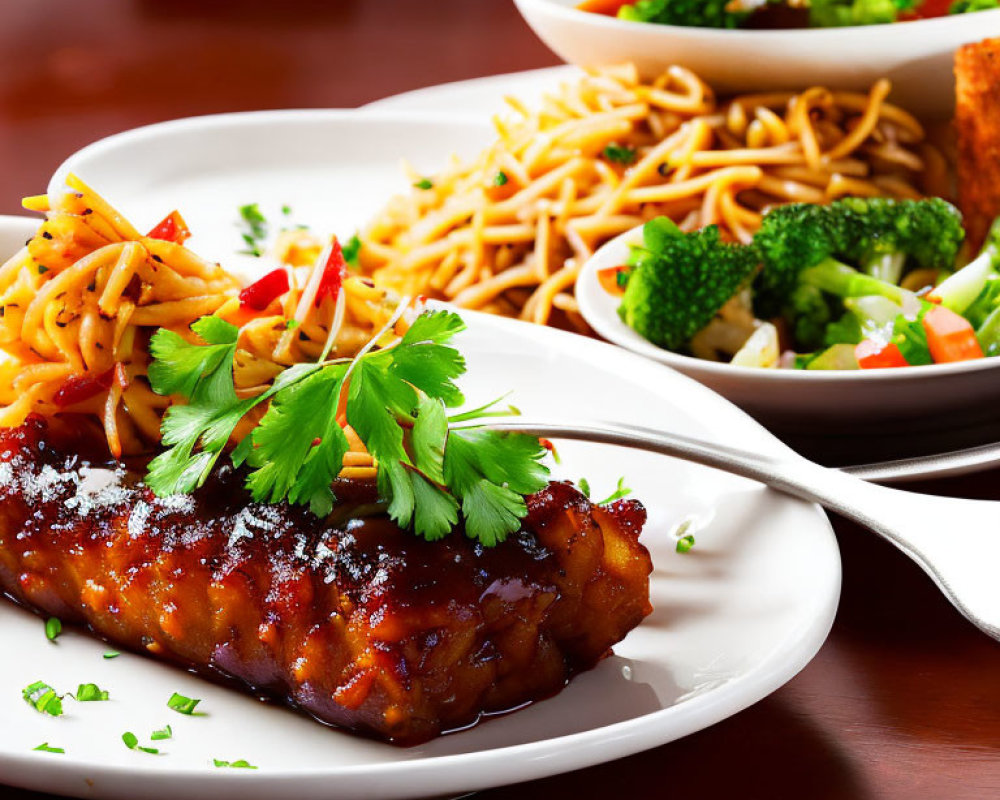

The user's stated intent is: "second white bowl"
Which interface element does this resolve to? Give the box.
[515,0,1000,118]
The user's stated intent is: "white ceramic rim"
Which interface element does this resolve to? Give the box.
[517,0,1000,38]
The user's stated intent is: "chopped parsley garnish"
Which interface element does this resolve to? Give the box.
[596,477,632,505]
[122,732,159,755]
[213,759,258,769]
[44,617,62,642]
[150,725,173,741]
[237,203,268,257]
[493,171,509,187]
[676,534,695,553]
[602,143,638,165]
[281,204,292,216]
[145,310,549,546]
[37,265,49,274]
[341,234,361,268]
[285,319,299,330]
[414,178,434,190]
[166,692,202,715]
[33,743,64,754]
[103,651,120,659]
[22,681,63,716]
[72,683,109,702]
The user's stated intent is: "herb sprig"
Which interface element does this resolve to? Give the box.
[146,310,548,545]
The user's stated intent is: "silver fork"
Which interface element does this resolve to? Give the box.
[484,419,1000,641]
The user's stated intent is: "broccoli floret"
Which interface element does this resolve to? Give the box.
[950,0,1000,13]
[809,0,916,26]
[753,198,964,323]
[616,0,748,29]
[618,217,760,351]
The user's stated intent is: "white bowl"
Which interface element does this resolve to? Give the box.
[514,0,1000,118]
[576,225,1000,435]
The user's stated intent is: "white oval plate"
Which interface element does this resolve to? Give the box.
[5,128,840,797]
[0,222,838,799]
[514,0,1000,119]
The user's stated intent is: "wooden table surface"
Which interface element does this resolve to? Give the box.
[1,1,998,798]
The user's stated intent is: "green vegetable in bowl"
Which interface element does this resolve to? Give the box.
[950,0,1000,12]
[808,0,917,27]
[617,217,760,351]
[616,0,749,28]
[753,197,963,350]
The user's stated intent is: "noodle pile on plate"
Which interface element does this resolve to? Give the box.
[358,63,948,332]
[0,175,398,477]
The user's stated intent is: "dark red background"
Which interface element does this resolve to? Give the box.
[0,1,998,797]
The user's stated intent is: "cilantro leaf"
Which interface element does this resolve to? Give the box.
[411,395,448,484]
[245,366,349,514]
[145,308,550,546]
[409,471,459,541]
[443,428,548,545]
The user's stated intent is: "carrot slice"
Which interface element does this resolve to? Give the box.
[855,339,908,369]
[597,266,630,296]
[922,305,984,363]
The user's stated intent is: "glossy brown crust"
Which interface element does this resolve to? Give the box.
[0,417,652,745]
[956,38,1000,252]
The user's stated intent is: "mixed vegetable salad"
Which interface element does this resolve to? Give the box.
[582,0,999,29]
[605,198,1000,370]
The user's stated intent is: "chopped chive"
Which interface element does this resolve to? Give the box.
[493,170,509,187]
[413,178,433,190]
[44,617,62,642]
[37,265,49,274]
[341,234,361,267]
[578,478,591,498]
[237,203,268,257]
[33,743,64,754]
[122,731,159,755]
[281,204,292,216]
[213,759,258,769]
[103,651,120,659]
[150,724,173,741]
[22,681,63,716]
[73,683,109,702]
[285,319,299,330]
[676,534,695,554]
[167,692,202,715]
[602,143,637,165]
[596,477,632,505]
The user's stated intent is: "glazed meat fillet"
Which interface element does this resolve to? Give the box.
[0,417,652,745]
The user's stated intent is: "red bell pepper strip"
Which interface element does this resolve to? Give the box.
[239,268,290,312]
[855,339,909,369]
[922,305,984,363]
[597,266,631,296]
[52,367,115,407]
[315,239,347,307]
[146,211,191,244]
